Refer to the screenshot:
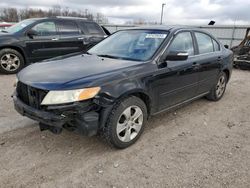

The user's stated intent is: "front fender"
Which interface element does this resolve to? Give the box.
[94,79,150,106]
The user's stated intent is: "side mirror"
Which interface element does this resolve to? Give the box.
[165,51,189,61]
[224,44,229,49]
[27,29,38,38]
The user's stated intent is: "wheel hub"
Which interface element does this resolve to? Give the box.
[216,75,226,98]
[0,53,20,72]
[116,105,143,142]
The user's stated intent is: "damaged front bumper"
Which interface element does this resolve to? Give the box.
[234,55,250,69]
[13,95,101,136]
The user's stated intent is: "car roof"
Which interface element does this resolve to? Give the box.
[121,25,212,35]
[123,25,197,32]
[23,17,94,22]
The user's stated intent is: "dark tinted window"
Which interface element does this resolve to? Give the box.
[168,32,194,55]
[195,32,214,54]
[212,39,220,51]
[58,21,80,35]
[245,40,250,46]
[78,21,88,34]
[32,21,56,36]
[85,22,103,34]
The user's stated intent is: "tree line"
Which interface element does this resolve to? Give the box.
[0,6,108,24]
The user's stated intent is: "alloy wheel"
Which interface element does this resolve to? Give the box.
[215,75,226,98]
[116,105,143,142]
[0,53,20,72]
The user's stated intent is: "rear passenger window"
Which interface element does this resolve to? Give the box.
[58,21,80,35]
[168,32,194,56]
[85,22,103,34]
[212,39,220,51]
[195,32,214,54]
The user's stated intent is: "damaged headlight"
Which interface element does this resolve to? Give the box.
[41,87,101,105]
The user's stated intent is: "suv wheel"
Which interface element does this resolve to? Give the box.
[103,96,147,149]
[0,48,24,74]
[206,72,228,101]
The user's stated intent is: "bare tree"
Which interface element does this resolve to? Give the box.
[0,6,108,23]
[95,13,109,24]
[0,8,18,22]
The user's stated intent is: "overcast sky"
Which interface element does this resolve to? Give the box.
[1,0,250,25]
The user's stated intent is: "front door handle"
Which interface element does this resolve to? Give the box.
[192,62,201,70]
[78,37,84,40]
[217,56,222,62]
[51,38,59,41]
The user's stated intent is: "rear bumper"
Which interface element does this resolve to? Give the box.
[13,95,100,136]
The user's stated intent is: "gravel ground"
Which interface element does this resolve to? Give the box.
[0,69,250,188]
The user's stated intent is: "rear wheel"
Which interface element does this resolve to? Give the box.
[0,48,24,74]
[102,96,147,149]
[206,72,228,101]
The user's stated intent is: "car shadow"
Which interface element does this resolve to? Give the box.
[1,97,211,155]
[0,97,214,187]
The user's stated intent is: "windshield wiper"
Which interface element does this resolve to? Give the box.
[85,51,92,55]
[1,30,8,33]
[97,54,121,59]
[97,54,141,61]
[97,54,120,59]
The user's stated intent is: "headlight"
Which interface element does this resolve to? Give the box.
[41,87,101,105]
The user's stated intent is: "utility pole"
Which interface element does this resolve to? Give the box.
[160,3,166,25]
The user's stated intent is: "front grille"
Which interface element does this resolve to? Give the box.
[16,82,48,109]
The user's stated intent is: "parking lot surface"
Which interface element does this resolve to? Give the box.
[0,70,250,188]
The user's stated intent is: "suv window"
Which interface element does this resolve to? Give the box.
[195,32,214,54]
[85,22,103,34]
[212,39,220,51]
[58,21,80,35]
[245,40,250,46]
[32,21,56,36]
[168,32,194,56]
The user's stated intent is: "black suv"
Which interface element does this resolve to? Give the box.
[13,27,233,148]
[0,17,109,74]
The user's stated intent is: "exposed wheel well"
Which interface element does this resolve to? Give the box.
[128,92,151,116]
[0,46,26,64]
[223,69,230,82]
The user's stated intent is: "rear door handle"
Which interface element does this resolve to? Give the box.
[78,37,84,40]
[51,38,59,41]
[83,39,90,45]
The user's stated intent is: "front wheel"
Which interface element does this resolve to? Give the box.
[206,72,228,101]
[0,48,24,74]
[102,96,147,149]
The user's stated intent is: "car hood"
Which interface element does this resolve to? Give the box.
[18,54,142,90]
[0,31,13,37]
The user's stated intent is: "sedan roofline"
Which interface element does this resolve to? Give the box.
[115,25,202,32]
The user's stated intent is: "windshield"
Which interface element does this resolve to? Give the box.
[88,30,168,61]
[4,19,35,33]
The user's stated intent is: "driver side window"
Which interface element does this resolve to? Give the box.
[169,32,194,56]
[32,21,57,36]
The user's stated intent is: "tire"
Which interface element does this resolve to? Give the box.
[102,96,147,149]
[206,72,228,101]
[0,48,24,74]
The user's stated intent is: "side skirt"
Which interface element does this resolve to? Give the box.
[152,92,210,116]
